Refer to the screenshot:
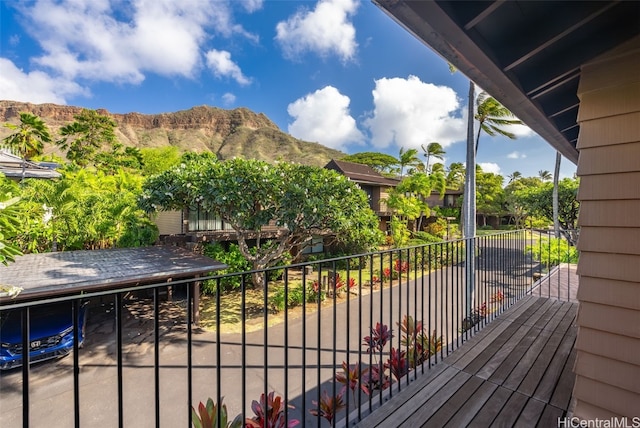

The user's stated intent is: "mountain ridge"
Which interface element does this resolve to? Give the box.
[0,100,345,167]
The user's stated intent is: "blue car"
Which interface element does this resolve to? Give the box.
[0,301,88,370]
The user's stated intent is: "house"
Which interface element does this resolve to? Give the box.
[324,159,399,232]
[0,150,61,180]
[374,0,639,420]
[325,158,462,233]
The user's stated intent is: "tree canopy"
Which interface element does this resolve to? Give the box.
[140,156,382,287]
[57,109,118,166]
[514,177,579,237]
[2,112,52,159]
[340,152,399,175]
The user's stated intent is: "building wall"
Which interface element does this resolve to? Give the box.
[573,37,640,419]
[152,210,184,235]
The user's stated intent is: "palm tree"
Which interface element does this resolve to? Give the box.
[446,162,465,190]
[421,142,446,173]
[539,170,552,181]
[398,147,421,177]
[2,112,52,159]
[474,92,523,154]
[508,171,523,183]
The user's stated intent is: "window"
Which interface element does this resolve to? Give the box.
[188,207,232,231]
[301,236,324,254]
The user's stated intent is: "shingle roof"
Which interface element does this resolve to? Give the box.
[0,247,226,303]
[325,159,399,186]
[0,152,61,179]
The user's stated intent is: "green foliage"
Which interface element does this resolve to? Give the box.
[202,243,252,293]
[2,112,52,159]
[476,167,505,215]
[270,284,306,313]
[140,146,182,176]
[445,162,465,190]
[142,157,382,288]
[424,218,447,239]
[56,109,119,167]
[0,180,24,264]
[527,237,579,267]
[475,92,523,150]
[514,178,579,231]
[16,169,157,252]
[340,152,399,175]
[409,231,442,245]
[389,216,410,248]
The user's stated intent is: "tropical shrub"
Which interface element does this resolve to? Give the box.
[423,217,448,239]
[527,237,578,267]
[202,243,252,293]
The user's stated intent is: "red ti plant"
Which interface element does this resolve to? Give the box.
[245,392,299,428]
[191,397,243,428]
[363,322,393,355]
[310,390,346,424]
[398,316,444,368]
[363,363,390,392]
[490,290,505,303]
[347,277,356,290]
[386,348,409,382]
[335,361,370,397]
[394,259,409,273]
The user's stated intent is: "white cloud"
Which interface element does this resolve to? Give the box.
[240,0,264,13]
[0,58,86,104]
[275,0,358,62]
[10,0,256,89]
[221,92,236,106]
[287,86,364,150]
[479,162,501,174]
[506,123,534,138]
[507,151,527,159]
[205,50,251,86]
[364,75,465,150]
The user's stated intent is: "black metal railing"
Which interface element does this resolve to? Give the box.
[0,229,578,427]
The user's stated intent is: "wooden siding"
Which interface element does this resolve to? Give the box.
[153,210,184,235]
[573,37,640,419]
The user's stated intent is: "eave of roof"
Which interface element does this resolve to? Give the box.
[373,1,639,166]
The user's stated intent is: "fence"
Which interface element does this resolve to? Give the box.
[0,229,578,427]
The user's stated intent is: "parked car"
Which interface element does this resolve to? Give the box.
[0,301,88,370]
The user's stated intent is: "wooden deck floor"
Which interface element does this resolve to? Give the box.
[355,296,578,427]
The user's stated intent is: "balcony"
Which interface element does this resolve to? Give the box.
[0,230,578,427]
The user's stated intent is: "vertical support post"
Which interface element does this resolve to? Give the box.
[463,80,476,317]
[192,276,200,326]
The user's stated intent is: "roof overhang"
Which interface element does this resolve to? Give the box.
[373,1,640,165]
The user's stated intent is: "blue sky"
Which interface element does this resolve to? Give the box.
[0,0,576,180]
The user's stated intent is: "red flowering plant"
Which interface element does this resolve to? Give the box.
[191,397,243,428]
[386,348,409,382]
[394,259,409,274]
[336,361,370,398]
[245,392,299,428]
[400,316,444,368]
[363,322,393,356]
[309,390,346,424]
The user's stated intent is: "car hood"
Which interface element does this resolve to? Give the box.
[0,303,85,344]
